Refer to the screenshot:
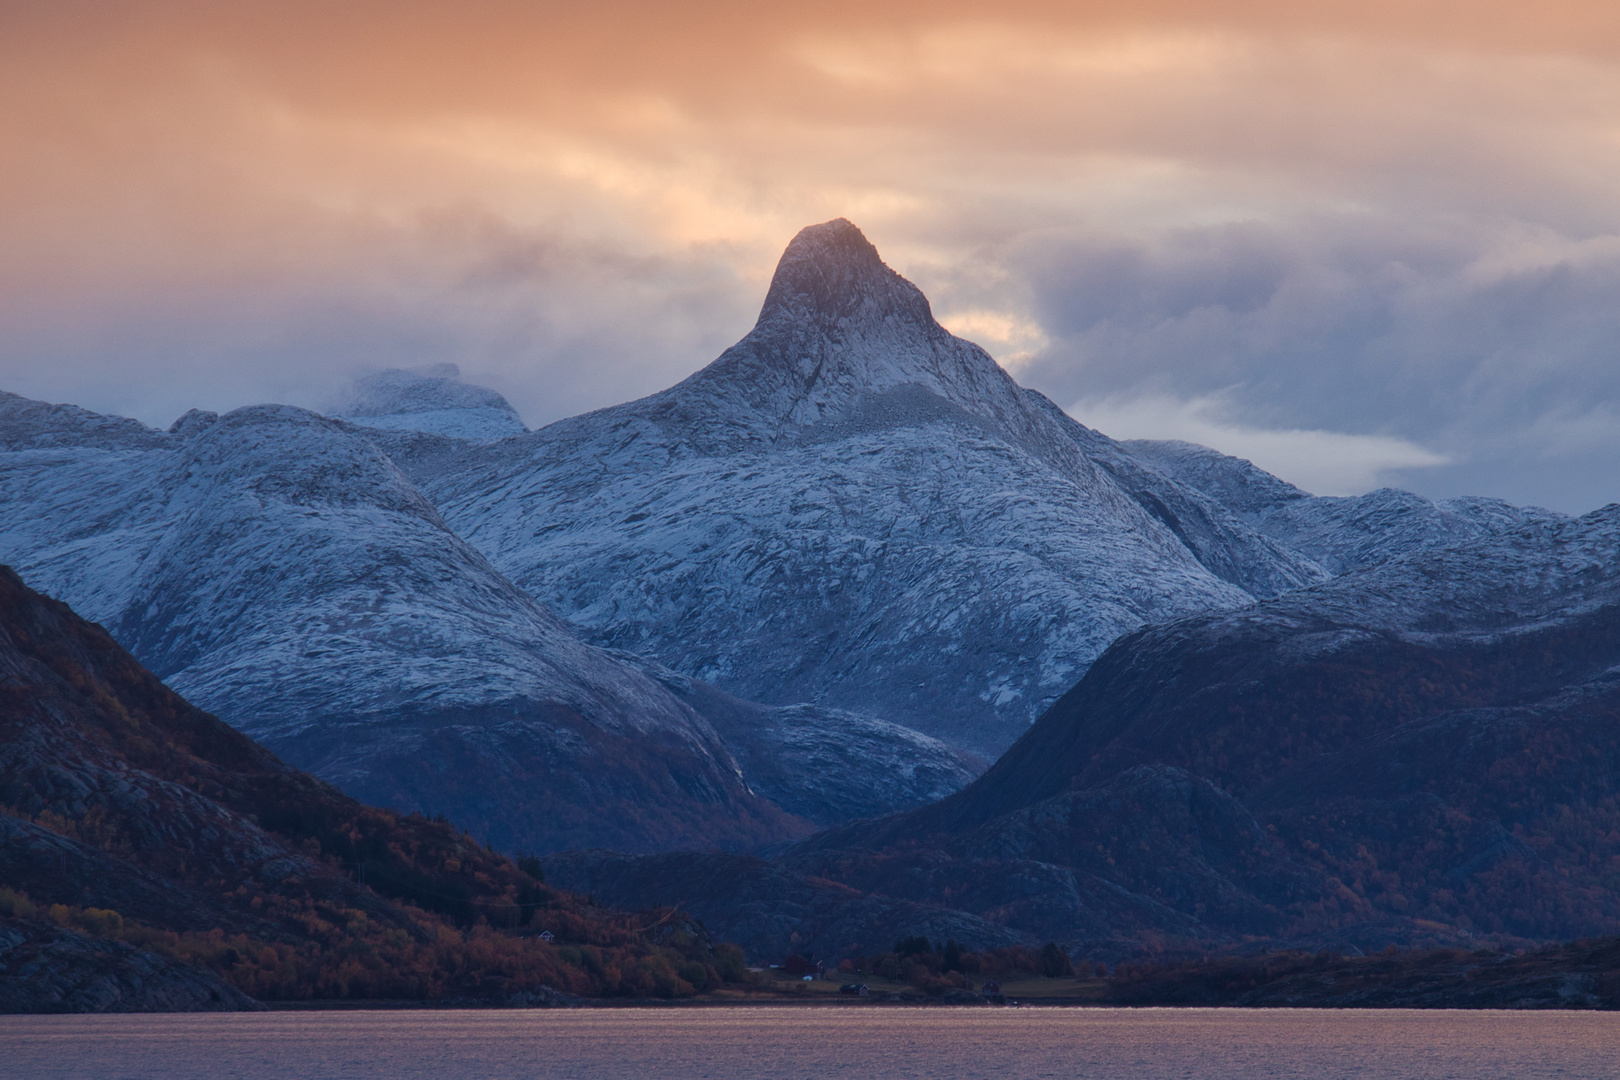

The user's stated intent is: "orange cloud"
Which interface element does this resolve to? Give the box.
[5,0,1620,509]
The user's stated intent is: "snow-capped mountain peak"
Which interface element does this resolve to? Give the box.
[333,364,528,439]
[662,219,1025,440]
[756,217,938,331]
[417,223,1305,754]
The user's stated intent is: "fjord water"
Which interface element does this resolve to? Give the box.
[5,1008,1617,1080]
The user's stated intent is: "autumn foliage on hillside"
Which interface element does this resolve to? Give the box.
[0,882,747,1002]
[0,566,748,1002]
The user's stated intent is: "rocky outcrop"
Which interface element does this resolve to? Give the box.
[0,920,261,1013]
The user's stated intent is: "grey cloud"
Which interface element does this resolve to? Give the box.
[0,207,758,433]
[6,185,1619,516]
[1005,215,1620,512]
[1027,225,1295,333]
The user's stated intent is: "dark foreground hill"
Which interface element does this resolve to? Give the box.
[547,506,1620,963]
[0,566,748,1011]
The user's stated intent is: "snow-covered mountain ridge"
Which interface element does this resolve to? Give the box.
[0,219,1572,854]
[0,393,974,852]
[564,500,1620,962]
[410,220,1558,756]
[1123,439,1564,576]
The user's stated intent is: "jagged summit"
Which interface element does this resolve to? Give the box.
[756,218,937,330]
[416,222,1320,755]
[655,219,1028,439]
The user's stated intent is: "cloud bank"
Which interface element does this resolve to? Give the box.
[1071,392,1450,496]
[3,1,1620,510]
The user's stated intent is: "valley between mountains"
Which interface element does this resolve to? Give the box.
[4,219,1620,1005]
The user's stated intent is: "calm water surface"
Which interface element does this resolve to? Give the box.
[3,1006,1618,1080]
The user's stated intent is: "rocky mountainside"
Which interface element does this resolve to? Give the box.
[1124,439,1564,575]
[619,657,982,826]
[0,390,972,849]
[0,399,803,854]
[762,505,1620,955]
[936,503,1620,825]
[0,918,262,1013]
[551,504,1620,960]
[0,566,754,1009]
[0,219,1577,857]
[415,221,1337,756]
[410,220,1562,758]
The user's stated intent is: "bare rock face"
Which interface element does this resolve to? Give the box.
[418,221,1331,757]
[0,921,262,1013]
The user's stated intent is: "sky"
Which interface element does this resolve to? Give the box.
[5,1,1620,510]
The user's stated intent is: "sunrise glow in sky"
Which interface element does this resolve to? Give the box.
[6,0,1620,508]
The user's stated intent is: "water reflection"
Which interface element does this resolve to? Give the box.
[6,1006,1617,1080]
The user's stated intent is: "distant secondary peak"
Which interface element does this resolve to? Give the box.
[757,219,935,329]
[333,366,527,439]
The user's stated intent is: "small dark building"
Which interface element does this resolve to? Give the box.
[783,953,816,977]
[839,983,870,997]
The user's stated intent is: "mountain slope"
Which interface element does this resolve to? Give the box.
[1123,439,1564,575]
[0,400,803,854]
[419,220,1325,756]
[0,219,1576,855]
[0,388,975,843]
[775,505,1620,953]
[0,919,261,1013]
[622,658,984,825]
[0,566,753,1008]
